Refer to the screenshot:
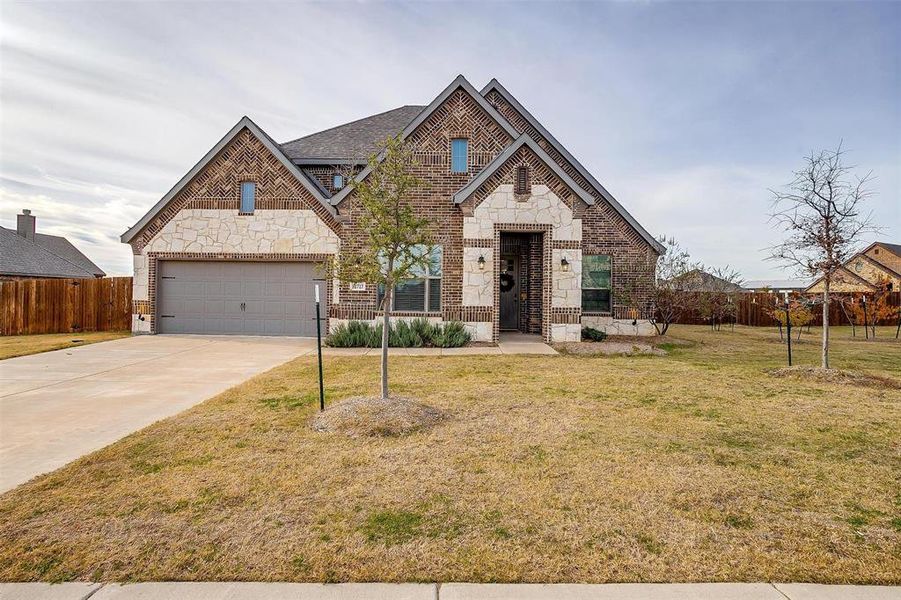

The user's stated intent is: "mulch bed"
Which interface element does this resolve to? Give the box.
[311,395,447,437]
[768,366,901,390]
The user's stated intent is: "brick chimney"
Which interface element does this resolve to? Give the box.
[16,209,36,241]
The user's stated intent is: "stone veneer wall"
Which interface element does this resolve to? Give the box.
[127,127,342,334]
[460,184,582,343]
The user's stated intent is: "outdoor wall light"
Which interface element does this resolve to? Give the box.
[478,255,486,271]
[561,256,570,272]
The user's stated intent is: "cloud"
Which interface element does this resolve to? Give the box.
[0,1,897,281]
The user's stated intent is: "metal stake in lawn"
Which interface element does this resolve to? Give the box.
[783,292,792,367]
[315,284,325,412]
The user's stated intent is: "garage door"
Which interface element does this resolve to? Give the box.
[157,261,321,336]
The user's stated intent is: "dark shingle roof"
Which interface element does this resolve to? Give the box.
[32,232,105,276]
[0,227,104,278]
[876,242,901,256]
[280,105,425,162]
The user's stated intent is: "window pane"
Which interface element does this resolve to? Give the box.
[451,139,468,173]
[332,174,343,189]
[582,254,611,289]
[428,279,441,312]
[427,246,442,276]
[394,280,426,312]
[582,289,611,312]
[240,182,256,213]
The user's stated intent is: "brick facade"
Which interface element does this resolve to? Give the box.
[125,78,660,339]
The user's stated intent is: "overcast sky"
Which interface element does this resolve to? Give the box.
[1,1,898,279]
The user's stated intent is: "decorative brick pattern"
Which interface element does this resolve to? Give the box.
[129,81,658,339]
[485,89,658,317]
[335,84,514,314]
[130,128,341,254]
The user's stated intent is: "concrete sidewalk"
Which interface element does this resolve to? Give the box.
[1,582,898,600]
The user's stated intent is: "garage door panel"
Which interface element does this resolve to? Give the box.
[158,261,320,336]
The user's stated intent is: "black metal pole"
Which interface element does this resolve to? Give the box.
[315,285,325,411]
[785,297,792,367]
[862,297,869,341]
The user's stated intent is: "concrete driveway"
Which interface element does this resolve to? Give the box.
[0,335,315,493]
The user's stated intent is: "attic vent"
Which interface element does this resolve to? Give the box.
[514,165,530,195]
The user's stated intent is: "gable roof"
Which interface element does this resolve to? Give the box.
[480,79,665,254]
[32,232,105,277]
[327,75,520,206]
[452,134,596,206]
[875,242,901,256]
[121,116,336,244]
[280,105,425,163]
[0,227,103,278]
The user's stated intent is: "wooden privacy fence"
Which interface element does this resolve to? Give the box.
[672,291,901,327]
[0,277,132,336]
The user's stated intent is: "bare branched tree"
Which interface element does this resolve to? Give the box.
[651,236,696,335]
[768,143,877,368]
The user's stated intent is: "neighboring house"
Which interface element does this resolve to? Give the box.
[671,269,744,293]
[121,75,663,341]
[742,279,810,294]
[1,210,105,281]
[805,242,901,294]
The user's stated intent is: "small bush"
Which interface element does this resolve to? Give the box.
[326,319,471,348]
[582,327,607,342]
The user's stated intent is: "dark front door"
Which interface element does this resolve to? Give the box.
[499,255,519,330]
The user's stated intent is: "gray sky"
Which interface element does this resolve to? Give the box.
[1,1,898,278]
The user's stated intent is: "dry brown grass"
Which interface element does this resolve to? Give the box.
[0,331,131,360]
[0,325,898,584]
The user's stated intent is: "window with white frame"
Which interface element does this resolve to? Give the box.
[582,254,611,312]
[332,174,344,190]
[378,246,442,312]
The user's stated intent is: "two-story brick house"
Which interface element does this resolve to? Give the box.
[121,75,663,342]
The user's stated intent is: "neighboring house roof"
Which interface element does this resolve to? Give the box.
[452,134,596,206]
[875,242,901,256]
[672,269,744,292]
[120,116,336,244]
[0,226,104,278]
[280,105,425,163]
[803,241,901,292]
[480,79,665,255]
[742,279,810,290]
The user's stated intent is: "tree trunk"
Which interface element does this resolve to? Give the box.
[381,285,391,401]
[822,281,830,369]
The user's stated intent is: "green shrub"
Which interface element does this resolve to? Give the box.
[433,321,471,348]
[325,319,471,348]
[581,327,607,342]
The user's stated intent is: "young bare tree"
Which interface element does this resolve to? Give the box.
[768,144,877,368]
[335,135,433,400]
[651,236,696,335]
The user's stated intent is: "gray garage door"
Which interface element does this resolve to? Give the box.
[158,261,321,336]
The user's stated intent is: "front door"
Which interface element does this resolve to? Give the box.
[499,255,519,330]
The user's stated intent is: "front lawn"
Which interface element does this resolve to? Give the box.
[0,325,898,583]
[0,331,131,360]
